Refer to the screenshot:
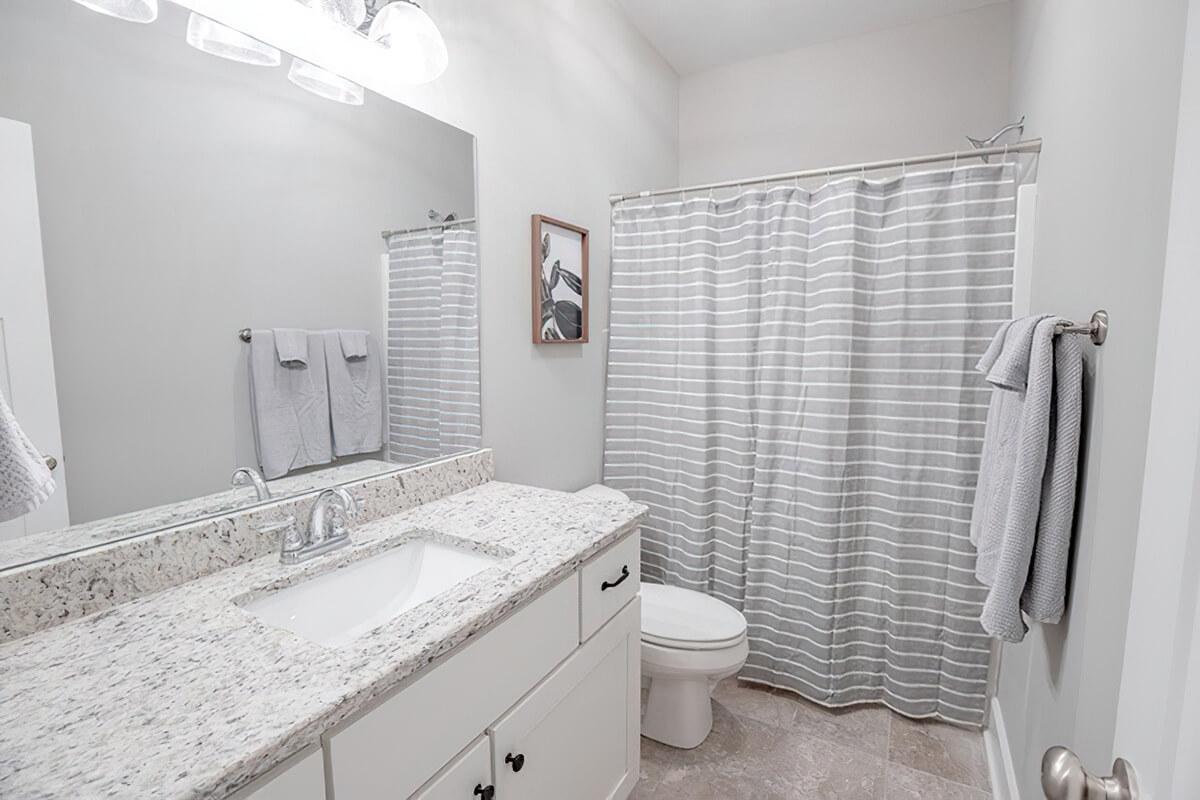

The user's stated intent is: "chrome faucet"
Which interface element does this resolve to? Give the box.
[281,488,360,565]
[231,467,272,501]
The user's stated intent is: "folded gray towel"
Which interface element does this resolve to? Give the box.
[248,330,332,479]
[323,331,383,458]
[0,388,55,523]
[273,328,309,366]
[338,329,369,361]
[970,315,1084,642]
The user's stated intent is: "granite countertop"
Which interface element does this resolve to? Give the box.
[0,481,646,800]
[0,459,396,571]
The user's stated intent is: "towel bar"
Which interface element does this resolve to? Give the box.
[238,328,252,342]
[1054,310,1108,346]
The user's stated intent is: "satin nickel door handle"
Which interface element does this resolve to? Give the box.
[44,455,57,472]
[1042,746,1139,800]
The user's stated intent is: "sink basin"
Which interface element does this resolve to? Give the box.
[243,539,500,647]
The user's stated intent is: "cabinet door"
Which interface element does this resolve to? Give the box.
[229,746,325,800]
[490,599,640,800]
[326,577,579,799]
[411,736,493,800]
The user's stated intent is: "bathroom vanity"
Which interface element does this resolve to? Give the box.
[0,458,647,800]
[247,531,642,800]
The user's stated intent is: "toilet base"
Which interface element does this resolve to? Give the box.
[642,675,714,749]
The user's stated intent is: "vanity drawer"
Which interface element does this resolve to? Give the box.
[579,530,640,641]
[325,576,578,800]
[411,735,493,800]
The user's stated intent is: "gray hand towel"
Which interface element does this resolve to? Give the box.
[338,330,369,361]
[970,316,1085,642]
[0,388,55,523]
[273,328,309,366]
[248,330,332,479]
[323,331,383,458]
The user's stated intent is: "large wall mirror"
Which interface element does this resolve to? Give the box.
[0,0,480,568]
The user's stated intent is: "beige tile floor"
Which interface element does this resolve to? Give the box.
[632,678,992,800]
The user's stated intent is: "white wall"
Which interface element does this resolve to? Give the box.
[995,1,1189,796]
[362,0,681,491]
[677,4,1012,185]
[0,1,475,522]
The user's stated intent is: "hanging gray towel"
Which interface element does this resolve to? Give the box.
[248,330,332,479]
[323,330,383,458]
[970,315,1084,642]
[272,328,309,366]
[0,388,55,523]
[338,330,369,361]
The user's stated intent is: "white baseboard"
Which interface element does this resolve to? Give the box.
[984,696,1021,800]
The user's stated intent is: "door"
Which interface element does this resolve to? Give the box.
[1076,3,1200,797]
[0,117,69,540]
[490,600,640,800]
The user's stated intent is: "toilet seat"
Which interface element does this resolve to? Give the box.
[640,583,748,651]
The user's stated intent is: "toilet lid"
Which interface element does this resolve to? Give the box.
[640,583,747,649]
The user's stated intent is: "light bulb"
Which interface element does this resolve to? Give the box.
[367,1,448,84]
[186,13,281,67]
[288,59,365,105]
[70,0,157,24]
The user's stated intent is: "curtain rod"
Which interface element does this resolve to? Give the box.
[608,139,1042,204]
[381,216,477,240]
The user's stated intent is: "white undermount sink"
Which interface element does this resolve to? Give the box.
[243,539,500,648]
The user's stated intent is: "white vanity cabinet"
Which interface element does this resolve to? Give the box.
[490,601,640,799]
[320,530,642,800]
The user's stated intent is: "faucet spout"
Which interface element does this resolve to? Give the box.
[282,487,359,565]
[231,467,272,501]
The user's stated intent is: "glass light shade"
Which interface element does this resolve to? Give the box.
[71,0,157,23]
[367,1,449,84]
[300,0,368,28]
[288,58,365,106]
[186,13,281,67]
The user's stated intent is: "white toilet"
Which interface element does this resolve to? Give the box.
[575,484,749,748]
[639,582,749,748]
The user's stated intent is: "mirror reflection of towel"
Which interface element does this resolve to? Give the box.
[324,331,383,458]
[248,330,333,479]
[272,328,309,366]
[338,330,369,361]
[0,388,55,523]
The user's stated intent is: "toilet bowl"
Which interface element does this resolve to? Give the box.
[639,582,749,749]
[574,485,749,749]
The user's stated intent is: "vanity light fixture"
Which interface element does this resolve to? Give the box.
[288,0,367,105]
[288,58,366,105]
[186,13,282,66]
[70,0,157,24]
[367,0,449,84]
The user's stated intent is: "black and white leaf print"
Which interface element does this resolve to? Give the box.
[538,226,584,341]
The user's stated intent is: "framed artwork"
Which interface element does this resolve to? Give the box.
[532,214,589,344]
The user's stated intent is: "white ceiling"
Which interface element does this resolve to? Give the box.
[615,0,1009,75]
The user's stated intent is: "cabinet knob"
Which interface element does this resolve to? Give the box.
[44,455,58,472]
[473,784,495,800]
[505,752,525,773]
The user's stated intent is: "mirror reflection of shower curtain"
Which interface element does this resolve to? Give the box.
[604,163,1018,726]
[384,224,481,465]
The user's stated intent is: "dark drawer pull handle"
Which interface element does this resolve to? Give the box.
[505,752,525,772]
[474,784,495,800]
[601,565,630,592]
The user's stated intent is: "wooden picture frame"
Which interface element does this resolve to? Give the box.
[532,214,589,344]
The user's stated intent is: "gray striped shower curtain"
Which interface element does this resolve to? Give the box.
[385,225,481,465]
[604,163,1017,726]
